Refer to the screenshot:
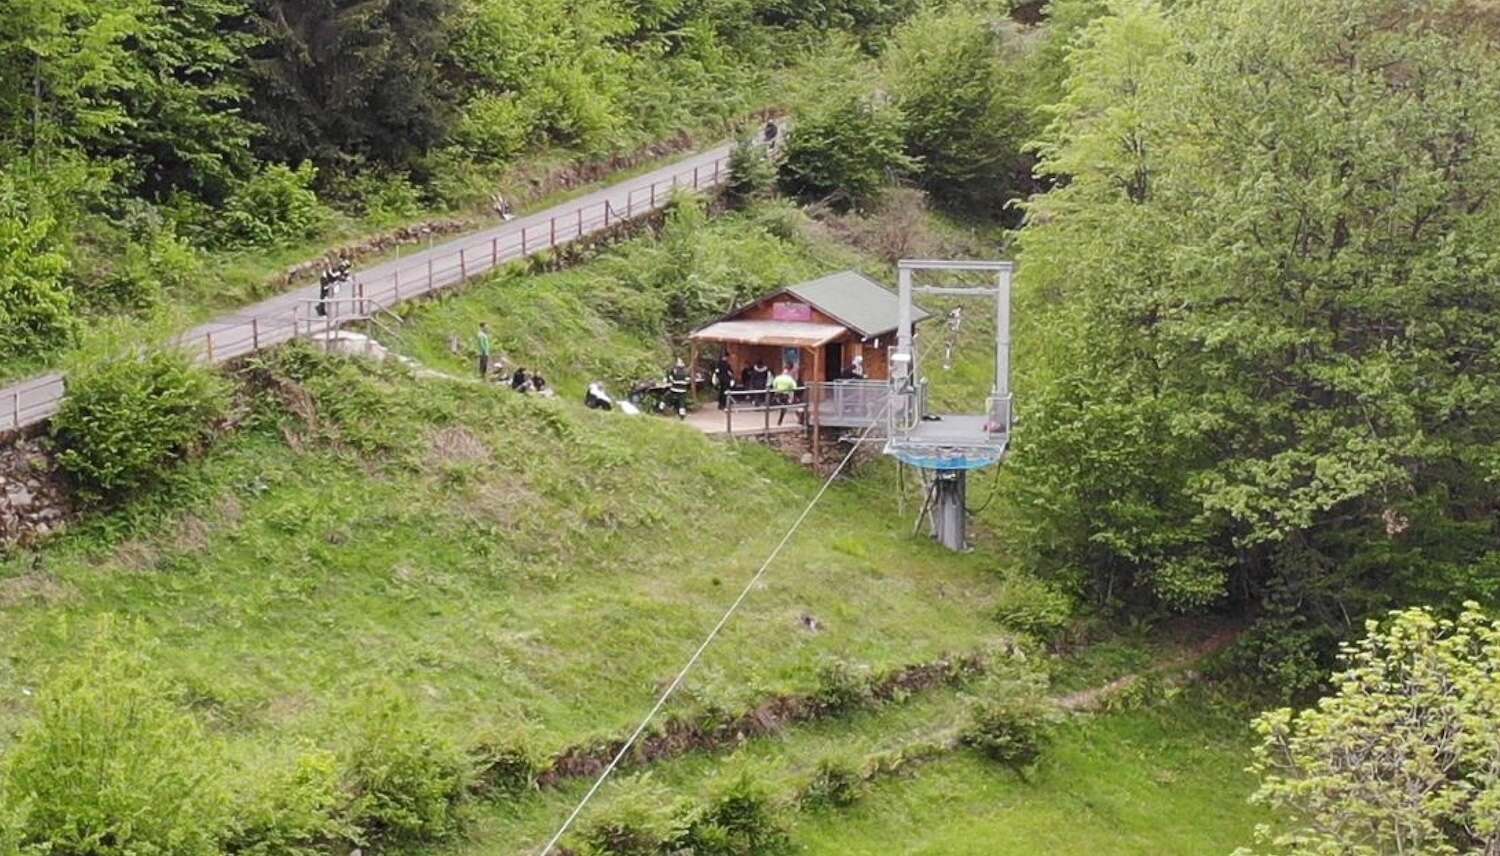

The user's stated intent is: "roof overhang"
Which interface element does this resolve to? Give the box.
[690,320,847,348]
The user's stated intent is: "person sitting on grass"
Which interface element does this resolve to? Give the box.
[511,367,530,393]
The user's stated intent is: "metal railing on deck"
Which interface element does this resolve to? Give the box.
[723,387,808,437]
[0,153,729,434]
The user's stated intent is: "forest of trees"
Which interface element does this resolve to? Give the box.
[1006,0,1500,694]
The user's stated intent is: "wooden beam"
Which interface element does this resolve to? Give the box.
[811,346,822,466]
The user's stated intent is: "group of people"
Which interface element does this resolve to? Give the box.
[474,322,553,397]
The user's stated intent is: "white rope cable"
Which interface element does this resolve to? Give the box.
[537,400,891,855]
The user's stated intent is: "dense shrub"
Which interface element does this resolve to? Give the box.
[0,204,75,364]
[575,775,683,856]
[799,757,864,809]
[0,633,229,855]
[960,683,1058,777]
[471,731,542,798]
[991,573,1075,641]
[224,748,354,855]
[812,657,875,714]
[676,773,793,856]
[52,347,229,502]
[220,162,329,248]
[341,688,473,845]
[725,137,777,208]
[452,93,537,163]
[777,90,914,209]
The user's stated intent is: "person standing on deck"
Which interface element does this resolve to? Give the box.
[741,357,770,405]
[476,323,493,379]
[772,366,798,425]
[712,353,735,410]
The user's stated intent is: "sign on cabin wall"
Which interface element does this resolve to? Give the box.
[771,302,813,322]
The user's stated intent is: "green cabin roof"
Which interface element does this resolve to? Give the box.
[781,270,929,339]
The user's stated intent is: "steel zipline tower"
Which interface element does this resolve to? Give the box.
[884,259,1014,551]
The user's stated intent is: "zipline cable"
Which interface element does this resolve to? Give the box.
[536,399,892,855]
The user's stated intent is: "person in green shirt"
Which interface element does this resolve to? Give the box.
[772,366,799,425]
[476,323,493,379]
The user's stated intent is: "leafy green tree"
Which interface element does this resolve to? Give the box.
[777,89,914,209]
[883,5,1032,216]
[0,183,75,364]
[247,0,461,171]
[0,0,255,199]
[1006,0,1500,634]
[1245,604,1500,854]
[725,136,776,207]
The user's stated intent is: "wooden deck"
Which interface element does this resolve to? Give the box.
[684,406,805,437]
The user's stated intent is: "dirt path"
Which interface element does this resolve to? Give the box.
[1055,625,1243,712]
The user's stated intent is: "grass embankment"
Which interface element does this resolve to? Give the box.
[434,685,1264,854]
[0,346,1002,745]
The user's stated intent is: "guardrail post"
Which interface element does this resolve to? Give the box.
[626,189,632,216]
[252,318,260,350]
[714,159,720,182]
[604,203,611,228]
[491,237,498,267]
[12,392,19,431]
[577,208,583,237]
[521,226,528,254]
[427,253,434,291]
[550,217,556,248]
[460,248,467,282]
[205,333,214,363]
[650,182,656,208]
[693,166,699,189]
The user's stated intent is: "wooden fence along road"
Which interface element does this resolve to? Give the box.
[0,144,734,433]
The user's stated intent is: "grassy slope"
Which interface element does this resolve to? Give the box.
[435,687,1264,854]
[0,359,1003,751]
[796,694,1264,855]
[0,207,1266,854]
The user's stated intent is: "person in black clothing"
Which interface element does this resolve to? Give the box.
[511,367,530,392]
[711,354,735,410]
[741,358,771,407]
[663,358,690,419]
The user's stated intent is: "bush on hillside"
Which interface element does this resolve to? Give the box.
[220,162,329,248]
[341,687,474,845]
[224,748,354,855]
[575,775,685,856]
[0,631,228,855]
[777,91,914,210]
[960,683,1058,778]
[725,136,777,208]
[812,657,875,714]
[52,347,229,503]
[0,202,75,365]
[798,757,865,809]
[675,772,793,856]
[991,573,1075,642]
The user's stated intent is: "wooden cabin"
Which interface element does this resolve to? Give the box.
[689,270,928,385]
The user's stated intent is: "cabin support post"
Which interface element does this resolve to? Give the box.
[689,340,699,401]
[811,346,822,466]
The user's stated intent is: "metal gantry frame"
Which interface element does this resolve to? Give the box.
[887,259,1015,551]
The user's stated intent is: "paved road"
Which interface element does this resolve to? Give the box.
[1,142,735,433]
